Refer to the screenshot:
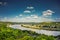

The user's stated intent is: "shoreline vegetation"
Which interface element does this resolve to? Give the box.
[22,25,60,31]
[20,22,60,31]
[0,21,60,31]
[0,22,60,40]
[0,23,57,40]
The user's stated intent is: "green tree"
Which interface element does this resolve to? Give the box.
[21,36,34,40]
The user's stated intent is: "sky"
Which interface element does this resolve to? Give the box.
[0,0,60,22]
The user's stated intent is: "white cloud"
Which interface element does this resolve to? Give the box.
[55,18,60,22]
[27,6,34,9]
[0,16,55,22]
[31,15,34,16]
[33,16,38,19]
[16,16,18,18]
[3,2,7,5]
[24,10,31,13]
[31,15,37,16]
[25,15,38,19]
[0,2,7,6]
[4,17,7,19]
[1,17,8,22]
[42,10,54,16]
[26,16,31,19]
[0,2,2,5]
[0,9,56,22]
[19,14,23,16]
[40,17,55,22]
[30,15,38,19]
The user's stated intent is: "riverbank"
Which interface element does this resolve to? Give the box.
[0,23,56,40]
[22,25,60,31]
[9,24,60,36]
[21,22,60,31]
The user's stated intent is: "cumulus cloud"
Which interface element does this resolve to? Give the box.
[3,2,7,5]
[19,14,23,16]
[42,10,54,17]
[26,16,31,19]
[24,10,31,13]
[23,6,35,14]
[0,2,2,5]
[25,15,39,19]
[16,16,18,18]
[0,9,56,22]
[33,16,38,19]
[0,2,7,6]
[0,16,55,22]
[30,15,38,19]
[27,6,34,9]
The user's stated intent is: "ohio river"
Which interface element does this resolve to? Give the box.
[9,24,60,36]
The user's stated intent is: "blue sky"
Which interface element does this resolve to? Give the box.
[0,0,60,22]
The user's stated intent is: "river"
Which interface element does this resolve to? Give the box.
[9,24,60,36]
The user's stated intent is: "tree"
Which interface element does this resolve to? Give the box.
[21,36,34,40]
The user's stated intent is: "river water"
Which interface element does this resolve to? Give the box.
[9,24,60,36]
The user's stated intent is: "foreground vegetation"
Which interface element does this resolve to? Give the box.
[0,22,56,40]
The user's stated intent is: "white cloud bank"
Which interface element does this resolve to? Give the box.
[0,15,55,22]
[0,9,58,22]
